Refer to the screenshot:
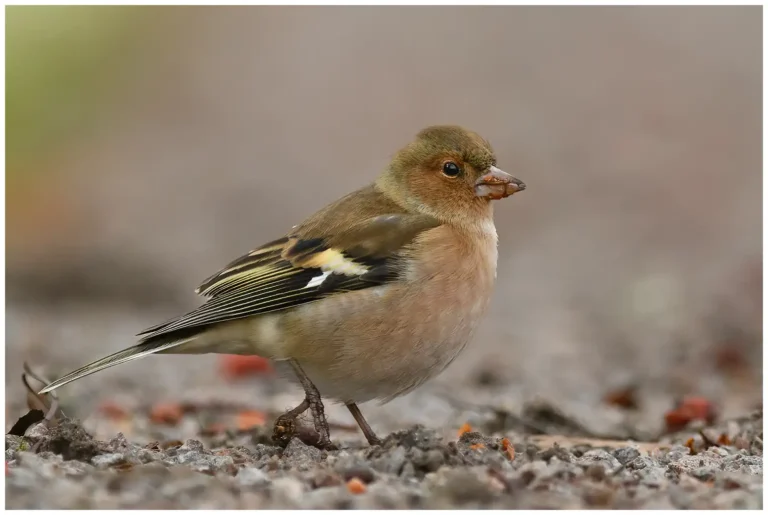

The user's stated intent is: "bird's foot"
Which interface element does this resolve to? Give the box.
[281,358,337,450]
[271,397,337,451]
[272,398,308,447]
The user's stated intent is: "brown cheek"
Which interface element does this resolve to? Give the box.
[422,174,458,209]
[406,174,432,202]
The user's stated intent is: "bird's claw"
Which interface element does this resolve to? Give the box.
[271,396,337,451]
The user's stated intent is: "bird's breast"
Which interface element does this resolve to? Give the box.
[277,223,500,403]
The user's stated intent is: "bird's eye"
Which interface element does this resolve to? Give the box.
[442,162,461,177]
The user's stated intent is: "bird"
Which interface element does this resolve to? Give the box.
[40,125,526,449]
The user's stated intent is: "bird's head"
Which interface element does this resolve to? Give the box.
[377,125,525,226]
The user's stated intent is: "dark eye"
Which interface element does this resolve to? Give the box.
[442,162,461,177]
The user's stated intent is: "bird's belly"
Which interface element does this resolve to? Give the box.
[282,277,492,404]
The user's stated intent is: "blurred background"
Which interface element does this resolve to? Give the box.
[6,6,762,441]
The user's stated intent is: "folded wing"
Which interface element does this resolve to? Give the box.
[136,214,439,341]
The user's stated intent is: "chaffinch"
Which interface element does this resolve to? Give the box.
[41,125,526,448]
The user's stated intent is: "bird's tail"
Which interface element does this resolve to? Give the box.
[38,333,196,395]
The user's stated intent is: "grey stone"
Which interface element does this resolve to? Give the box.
[386,425,444,450]
[714,471,764,491]
[187,454,235,474]
[577,449,621,470]
[353,481,413,509]
[25,423,50,440]
[268,476,306,508]
[301,486,353,510]
[627,456,668,487]
[6,435,27,459]
[424,466,500,507]
[721,454,762,475]
[372,445,407,475]
[175,450,205,465]
[668,454,723,481]
[424,449,446,472]
[613,446,641,465]
[237,466,271,487]
[107,433,129,451]
[400,461,416,479]
[710,490,763,510]
[180,439,205,452]
[91,453,127,468]
[282,437,323,463]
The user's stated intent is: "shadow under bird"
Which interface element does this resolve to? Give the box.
[40,125,526,449]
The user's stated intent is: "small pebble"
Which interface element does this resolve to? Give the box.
[236,466,270,487]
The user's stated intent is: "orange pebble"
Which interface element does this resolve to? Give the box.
[664,396,717,432]
[681,397,716,423]
[220,355,273,379]
[150,403,184,425]
[237,410,267,431]
[346,477,367,494]
[501,437,515,460]
[603,386,639,410]
[98,401,129,420]
[457,422,472,438]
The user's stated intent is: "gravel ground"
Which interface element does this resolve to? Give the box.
[5,410,763,509]
[6,7,762,510]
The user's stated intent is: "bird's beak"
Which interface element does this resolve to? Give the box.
[474,166,526,199]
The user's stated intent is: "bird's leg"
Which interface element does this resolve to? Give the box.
[285,359,335,450]
[346,402,383,446]
[272,398,309,446]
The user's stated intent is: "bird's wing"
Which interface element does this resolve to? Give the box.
[136,213,439,341]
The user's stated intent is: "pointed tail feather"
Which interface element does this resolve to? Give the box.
[38,335,195,394]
